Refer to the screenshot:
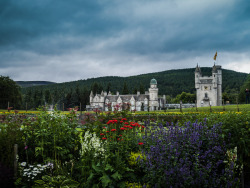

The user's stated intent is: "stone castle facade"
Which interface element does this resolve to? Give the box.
[195,64,222,107]
[87,79,166,111]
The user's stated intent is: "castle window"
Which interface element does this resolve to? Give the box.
[210,86,211,90]
[205,93,208,98]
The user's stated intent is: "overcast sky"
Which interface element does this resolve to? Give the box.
[1,0,250,83]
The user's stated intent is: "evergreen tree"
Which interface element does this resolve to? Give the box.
[44,89,52,104]
[132,87,137,94]
[122,82,129,94]
[139,82,145,94]
[91,82,99,94]
[106,82,111,93]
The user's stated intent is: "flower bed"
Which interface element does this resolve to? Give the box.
[0,109,249,187]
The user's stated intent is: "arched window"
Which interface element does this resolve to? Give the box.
[205,93,208,98]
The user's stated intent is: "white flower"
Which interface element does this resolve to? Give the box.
[21,162,27,167]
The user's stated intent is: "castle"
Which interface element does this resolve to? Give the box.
[87,64,222,111]
[195,64,222,107]
[87,79,166,111]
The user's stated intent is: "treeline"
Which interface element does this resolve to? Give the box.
[1,68,249,110]
[22,81,146,110]
[21,67,248,104]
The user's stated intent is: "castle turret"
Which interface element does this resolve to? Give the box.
[149,78,159,111]
[90,91,94,103]
[195,64,201,89]
[212,64,222,105]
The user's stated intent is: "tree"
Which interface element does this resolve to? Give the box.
[132,87,137,94]
[44,89,52,104]
[122,82,129,94]
[106,82,111,93]
[174,92,195,103]
[91,82,99,95]
[0,76,22,109]
[139,83,145,94]
[239,74,250,103]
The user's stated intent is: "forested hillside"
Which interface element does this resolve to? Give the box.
[19,68,248,110]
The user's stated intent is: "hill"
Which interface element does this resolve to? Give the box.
[22,67,248,95]
[20,67,248,110]
[16,81,56,88]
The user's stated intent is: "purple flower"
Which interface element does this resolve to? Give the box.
[24,145,28,150]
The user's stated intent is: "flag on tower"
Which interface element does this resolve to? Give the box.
[213,51,217,61]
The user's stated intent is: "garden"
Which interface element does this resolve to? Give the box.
[0,107,250,187]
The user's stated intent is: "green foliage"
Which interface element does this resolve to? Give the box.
[0,76,22,109]
[239,74,250,103]
[34,175,79,188]
[173,92,195,103]
[0,115,24,167]
[122,82,129,94]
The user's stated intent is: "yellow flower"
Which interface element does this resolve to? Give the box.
[128,152,145,166]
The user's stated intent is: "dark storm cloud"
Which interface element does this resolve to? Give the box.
[0,0,250,82]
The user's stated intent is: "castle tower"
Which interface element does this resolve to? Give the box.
[195,64,222,107]
[195,64,201,89]
[90,91,94,103]
[149,78,159,111]
[212,64,222,106]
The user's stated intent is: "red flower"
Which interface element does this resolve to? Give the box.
[122,118,127,121]
[119,135,122,137]
[117,138,120,141]
[138,142,144,145]
[102,137,107,140]
[100,133,105,136]
[120,121,123,123]
[120,127,126,131]
[106,131,110,133]
[111,129,116,132]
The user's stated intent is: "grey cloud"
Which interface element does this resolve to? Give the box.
[0,0,250,82]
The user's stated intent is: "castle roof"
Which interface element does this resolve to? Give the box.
[195,64,201,73]
[212,64,222,73]
[105,94,149,102]
[150,78,157,85]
